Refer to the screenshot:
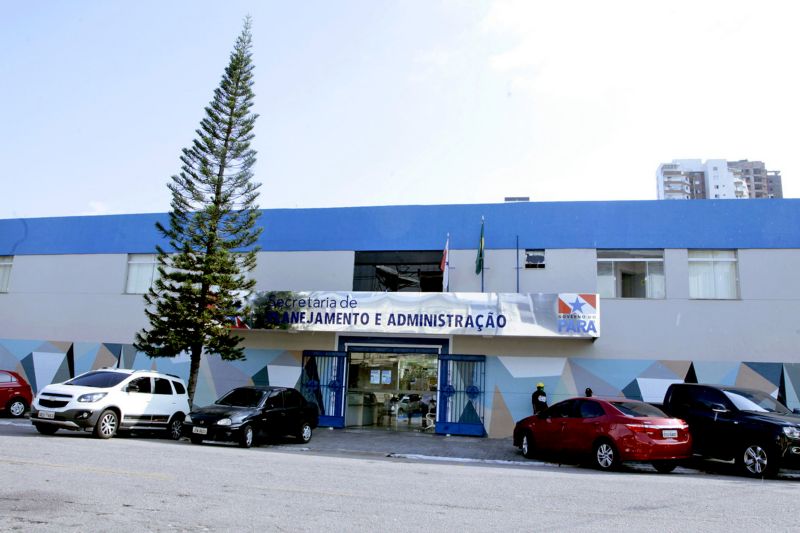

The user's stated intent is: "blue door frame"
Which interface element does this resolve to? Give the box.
[301,350,347,428]
[436,354,487,437]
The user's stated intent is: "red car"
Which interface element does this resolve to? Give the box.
[513,397,692,473]
[0,370,33,418]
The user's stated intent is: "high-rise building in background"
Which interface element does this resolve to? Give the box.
[727,160,784,199]
[656,159,782,200]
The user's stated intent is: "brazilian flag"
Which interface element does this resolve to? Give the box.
[475,218,484,275]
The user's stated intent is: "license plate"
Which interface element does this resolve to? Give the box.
[192,426,208,435]
[662,429,678,438]
[38,411,55,419]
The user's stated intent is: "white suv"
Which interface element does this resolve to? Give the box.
[31,368,190,440]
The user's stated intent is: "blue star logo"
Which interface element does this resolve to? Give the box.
[569,297,586,313]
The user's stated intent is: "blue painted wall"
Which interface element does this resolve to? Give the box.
[2,200,799,255]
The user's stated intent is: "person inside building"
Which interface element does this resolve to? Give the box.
[531,382,548,414]
[585,387,593,397]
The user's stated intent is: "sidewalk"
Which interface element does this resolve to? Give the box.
[291,427,526,465]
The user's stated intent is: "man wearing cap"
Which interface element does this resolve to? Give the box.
[531,382,548,414]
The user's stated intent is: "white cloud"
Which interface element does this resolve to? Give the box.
[81,201,113,216]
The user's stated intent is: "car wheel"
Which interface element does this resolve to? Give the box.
[34,423,58,435]
[593,440,620,471]
[239,424,254,448]
[190,436,204,445]
[652,461,677,474]
[739,443,778,478]
[166,415,184,440]
[7,398,27,418]
[297,421,313,443]
[521,432,536,459]
[93,409,118,439]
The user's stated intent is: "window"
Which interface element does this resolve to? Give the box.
[578,400,605,418]
[544,400,576,418]
[128,377,152,394]
[688,250,738,299]
[610,401,668,417]
[216,388,265,407]
[264,391,283,410]
[66,371,129,388]
[0,256,12,292]
[0,372,13,383]
[283,389,302,408]
[689,387,730,410]
[597,250,665,299]
[126,254,158,294]
[353,251,444,292]
[172,381,186,395]
[524,249,545,269]
[154,378,173,395]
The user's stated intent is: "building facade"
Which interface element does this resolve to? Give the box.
[657,159,783,200]
[728,160,784,199]
[2,200,800,438]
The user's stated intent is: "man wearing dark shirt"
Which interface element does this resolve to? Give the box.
[531,382,548,414]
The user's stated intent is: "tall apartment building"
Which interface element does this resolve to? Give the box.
[728,160,784,199]
[656,159,782,200]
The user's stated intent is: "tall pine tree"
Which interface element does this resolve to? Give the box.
[135,18,261,405]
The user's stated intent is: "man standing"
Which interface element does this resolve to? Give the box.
[532,382,548,414]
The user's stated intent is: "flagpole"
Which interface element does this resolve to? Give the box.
[516,234,519,293]
[481,217,485,293]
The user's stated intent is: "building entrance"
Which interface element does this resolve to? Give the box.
[346,352,438,432]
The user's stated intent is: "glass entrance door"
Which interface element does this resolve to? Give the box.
[346,352,438,432]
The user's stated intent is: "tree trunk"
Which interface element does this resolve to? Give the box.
[187,344,203,408]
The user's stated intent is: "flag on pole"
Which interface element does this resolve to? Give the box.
[440,233,450,292]
[475,217,485,275]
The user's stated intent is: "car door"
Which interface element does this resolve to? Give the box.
[567,399,606,454]
[282,389,304,434]
[151,377,175,426]
[259,390,286,437]
[535,400,576,453]
[123,376,153,425]
[0,371,11,407]
[681,386,736,458]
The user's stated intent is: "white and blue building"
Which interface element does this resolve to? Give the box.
[1,199,799,437]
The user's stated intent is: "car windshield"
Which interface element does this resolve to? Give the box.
[723,389,790,415]
[216,388,266,407]
[610,401,668,418]
[65,371,129,388]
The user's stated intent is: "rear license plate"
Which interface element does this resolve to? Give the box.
[662,429,678,438]
[192,426,208,435]
[38,411,55,419]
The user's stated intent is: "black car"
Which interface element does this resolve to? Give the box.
[662,383,800,477]
[183,386,319,448]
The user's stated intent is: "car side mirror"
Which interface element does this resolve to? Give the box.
[710,403,729,413]
[793,408,800,415]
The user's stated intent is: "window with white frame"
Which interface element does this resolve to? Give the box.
[0,256,12,293]
[597,250,665,299]
[688,250,738,299]
[126,254,158,294]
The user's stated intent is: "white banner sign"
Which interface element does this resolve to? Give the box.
[244,291,600,338]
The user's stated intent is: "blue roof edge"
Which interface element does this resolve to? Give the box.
[1,199,799,255]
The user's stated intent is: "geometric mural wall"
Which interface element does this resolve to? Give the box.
[486,358,799,437]
[2,337,799,438]
[0,338,301,408]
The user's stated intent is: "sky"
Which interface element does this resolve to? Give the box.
[1,0,799,220]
